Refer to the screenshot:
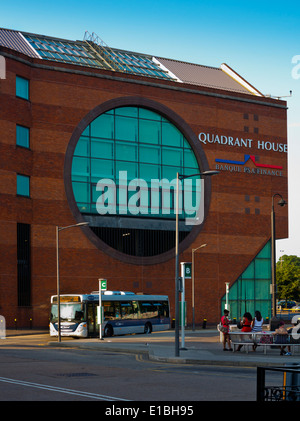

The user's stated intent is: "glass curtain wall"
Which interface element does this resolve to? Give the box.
[71,106,200,220]
[70,106,201,257]
[221,241,271,321]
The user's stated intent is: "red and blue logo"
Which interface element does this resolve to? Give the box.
[215,154,283,170]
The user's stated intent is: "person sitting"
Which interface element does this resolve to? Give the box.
[251,310,264,351]
[273,321,290,355]
[235,312,252,352]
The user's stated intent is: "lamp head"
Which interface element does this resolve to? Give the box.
[201,170,220,176]
[278,198,287,207]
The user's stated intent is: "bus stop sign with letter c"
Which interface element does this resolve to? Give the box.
[100,279,107,291]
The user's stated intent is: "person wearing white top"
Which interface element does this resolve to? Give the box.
[252,311,264,351]
[252,310,264,332]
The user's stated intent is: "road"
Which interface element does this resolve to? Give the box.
[0,333,283,403]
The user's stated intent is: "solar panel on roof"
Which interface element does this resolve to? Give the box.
[107,48,174,80]
[21,29,175,80]
[23,33,108,70]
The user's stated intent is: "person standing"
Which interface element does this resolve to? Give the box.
[221,309,232,351]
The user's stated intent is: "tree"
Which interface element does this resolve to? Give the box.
[276,255,300,302]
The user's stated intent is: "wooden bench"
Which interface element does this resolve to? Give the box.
[229,332,300,354]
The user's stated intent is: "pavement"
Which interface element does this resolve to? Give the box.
[4,328,300,368]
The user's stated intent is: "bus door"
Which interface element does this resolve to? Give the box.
[87,302,99,337]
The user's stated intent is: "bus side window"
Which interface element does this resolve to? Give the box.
[132,301,139,319]
[121,302,134,319]
[157,302,168,318]
[103,301,114,320]
[114,302,121,318]
[163,301,169,317]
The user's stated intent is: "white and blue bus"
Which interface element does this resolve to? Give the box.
[50,291,170,338]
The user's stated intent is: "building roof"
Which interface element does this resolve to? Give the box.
[0,27,263,96]
[156,57,262,95]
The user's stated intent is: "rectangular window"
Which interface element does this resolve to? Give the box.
[184,149,198,168]
[73,181,90,204]
[91,138,114,159]
[72,157,90,180]
[162,122,182,147]
[17,223,31,306]
[16,125,30,148]
[17,174,30,197]
[162,147,182,167]
[16,76,29,100]
[139,119,161,144]
[115,115,138,142]
[115,141,137,162]
[90,113,114,139]
[139,145,160,164]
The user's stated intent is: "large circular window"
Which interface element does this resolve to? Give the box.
[65,97,211,265]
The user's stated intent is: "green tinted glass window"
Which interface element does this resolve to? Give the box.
[162,122,182,147]
[17,174,30,197]
[115,142,137,161]
[75,137,89,157]
[16,125,30,148]
[162,147,182,167]
[139,119,161,144]
[91,113,114,139]
[139,163,160,181]
[16,76,29,100]
[73,181,90,203]
[184,149,198,168]
[139,145,160,164]
[91,139,114,159]
[115,161,138,181]
[115,116,138,141]
[221,241,272,320]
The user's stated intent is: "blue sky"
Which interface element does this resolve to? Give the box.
[2,0,300,259]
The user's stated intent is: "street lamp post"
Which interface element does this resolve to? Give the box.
[56,222,89,342]
[175,170,218,357]
[271,194,286,322]
[192,244,207,331]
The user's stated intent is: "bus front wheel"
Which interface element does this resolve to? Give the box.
[144,322,152,334]
[104,324,113,337]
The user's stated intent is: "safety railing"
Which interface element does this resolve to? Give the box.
[257,365,300,401]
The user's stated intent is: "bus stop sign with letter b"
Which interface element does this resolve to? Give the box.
[184,263,192,279]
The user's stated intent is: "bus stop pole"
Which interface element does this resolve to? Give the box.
[56,226,61,343]
[175,173,180,357]
[99,280,102,340]
[180,263,186,349]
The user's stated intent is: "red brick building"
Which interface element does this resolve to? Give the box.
[0,28,288,328]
